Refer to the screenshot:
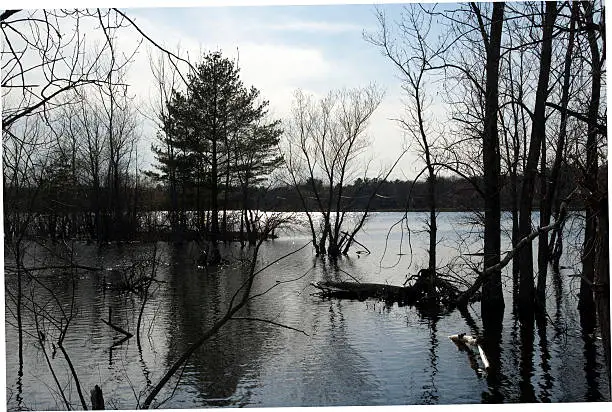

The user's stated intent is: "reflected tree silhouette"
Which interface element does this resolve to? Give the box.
[518,316,536,402]
[480,309,506,403]
[420,314,439,404]
[536,312,553,402]
[580,307,602,401]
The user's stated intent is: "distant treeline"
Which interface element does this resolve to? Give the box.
[5,163,602,227]
[158,162,598,213]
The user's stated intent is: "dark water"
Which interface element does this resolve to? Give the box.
[4,212,610,409]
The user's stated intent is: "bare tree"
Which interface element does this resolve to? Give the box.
[283,85,387,256]
[499,42,530,298]
[576,0,605,317]
[1,9,135,131]
[517,1,557,313]
[3,116,54,406]
[466,1,506,315]
[365,5,446,296]
[537,1,579,296]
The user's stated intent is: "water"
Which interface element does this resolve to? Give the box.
[4,212,610,409]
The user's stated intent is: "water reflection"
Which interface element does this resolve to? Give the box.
[15,368,23,410]
[161,242,268,407]
[552,267,564,325]
[481,308,505,403]
[321,299,381,405]
[518,314,536,402]
[580,306,602,401]
[421,314,439,404]
[536,311,553,402]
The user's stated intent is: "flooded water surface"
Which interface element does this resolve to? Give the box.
[4,212,610,409]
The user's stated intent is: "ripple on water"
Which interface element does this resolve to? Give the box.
[4,212,609,408]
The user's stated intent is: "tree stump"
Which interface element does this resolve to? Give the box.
[91,385,104,410]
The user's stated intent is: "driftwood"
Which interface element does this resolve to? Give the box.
[449,333,490,371]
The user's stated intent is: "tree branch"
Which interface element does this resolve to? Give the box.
[230,317,309,336]
[0,9,20,22]
[456,201,569,307]
[545,101,606,135]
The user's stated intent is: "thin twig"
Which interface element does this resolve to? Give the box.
[230,317,310,336]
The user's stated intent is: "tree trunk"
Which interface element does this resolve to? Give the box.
[479,1,505,314]
[594,194,610,381]
[579,1,601,315]
[242,184,251,239]
[211,126,220,236]
[504,58,522,300]
[222,164,230,235]
[511,173,519,295]
[427,173,437,296]
[414,74,437,295]
[537,126,548,300]
[518,1,556,312]
[538,1,578,301]
[208,127,222,264]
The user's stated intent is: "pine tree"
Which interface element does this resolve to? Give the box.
[149,51,283,253]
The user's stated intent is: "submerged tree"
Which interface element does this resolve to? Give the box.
[365,6,443,298]
[517,1,557,313]
[283,85,389,257]
[577,0,605,320]
[473,1,506,316]
[368,3,507,313]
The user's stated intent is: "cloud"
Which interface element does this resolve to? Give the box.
[235,43,331,103]
[129,7,413,179]
[257,20,363,34]
[121,9,338,117]
[112,10,341,168]
[3,5,415,179]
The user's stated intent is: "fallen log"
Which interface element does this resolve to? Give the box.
[311,280,421,304]
[311,268,471,308]
[455,200,569,308]
[311,269,464,308]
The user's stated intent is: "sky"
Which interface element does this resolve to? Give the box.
[5,1,451,180]
[126,3,416,178]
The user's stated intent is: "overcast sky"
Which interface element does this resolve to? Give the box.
[9,1,451,180]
